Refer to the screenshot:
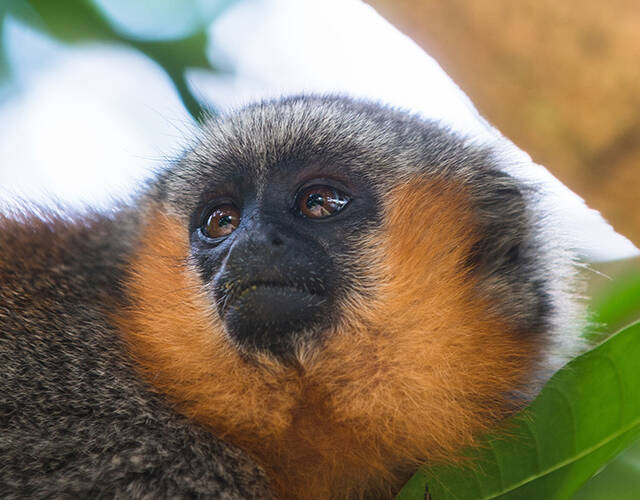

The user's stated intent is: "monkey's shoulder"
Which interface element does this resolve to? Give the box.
[0,210,269,499]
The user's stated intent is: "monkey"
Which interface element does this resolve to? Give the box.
[0,95,581,499]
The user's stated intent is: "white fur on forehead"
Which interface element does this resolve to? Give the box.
[196,0,638,262]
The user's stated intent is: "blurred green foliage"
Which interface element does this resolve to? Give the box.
[0,0,238,119]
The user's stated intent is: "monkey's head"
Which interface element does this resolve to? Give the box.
[122,96,579,498]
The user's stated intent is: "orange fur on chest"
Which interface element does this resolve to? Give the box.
[118,180,542,499]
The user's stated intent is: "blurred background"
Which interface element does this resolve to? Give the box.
[0,1,638,498]
[370,0,640,246]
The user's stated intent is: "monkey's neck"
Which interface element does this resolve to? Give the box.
[219,378,413,499]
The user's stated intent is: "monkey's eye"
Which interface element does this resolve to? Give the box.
[202,205,240,238]
[296,186,350,219]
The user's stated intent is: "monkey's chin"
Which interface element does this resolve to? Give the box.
[220,285,328,357]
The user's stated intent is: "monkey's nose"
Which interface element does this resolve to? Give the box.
[216,276,328,356]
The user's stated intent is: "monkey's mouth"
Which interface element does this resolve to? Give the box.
[220,279,326,313]
[215,279,329,355]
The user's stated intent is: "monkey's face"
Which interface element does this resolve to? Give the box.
[186,159,379,358]
[159,98,410,359]
[157,96,556,363]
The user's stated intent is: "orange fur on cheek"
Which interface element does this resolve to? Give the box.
[116,218,297,440]
[119,180,543,499]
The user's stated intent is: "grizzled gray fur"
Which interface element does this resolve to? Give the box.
[0,211,270,498]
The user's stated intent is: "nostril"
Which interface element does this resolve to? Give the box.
[272,235,284,246]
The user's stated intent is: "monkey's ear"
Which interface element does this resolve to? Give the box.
[194,0,638,263]
[486,142,639,262]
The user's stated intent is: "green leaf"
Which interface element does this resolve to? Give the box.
[397,321,640,500]
[572,439,640,500]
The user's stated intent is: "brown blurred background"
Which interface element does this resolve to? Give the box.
[367,0,640,245]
